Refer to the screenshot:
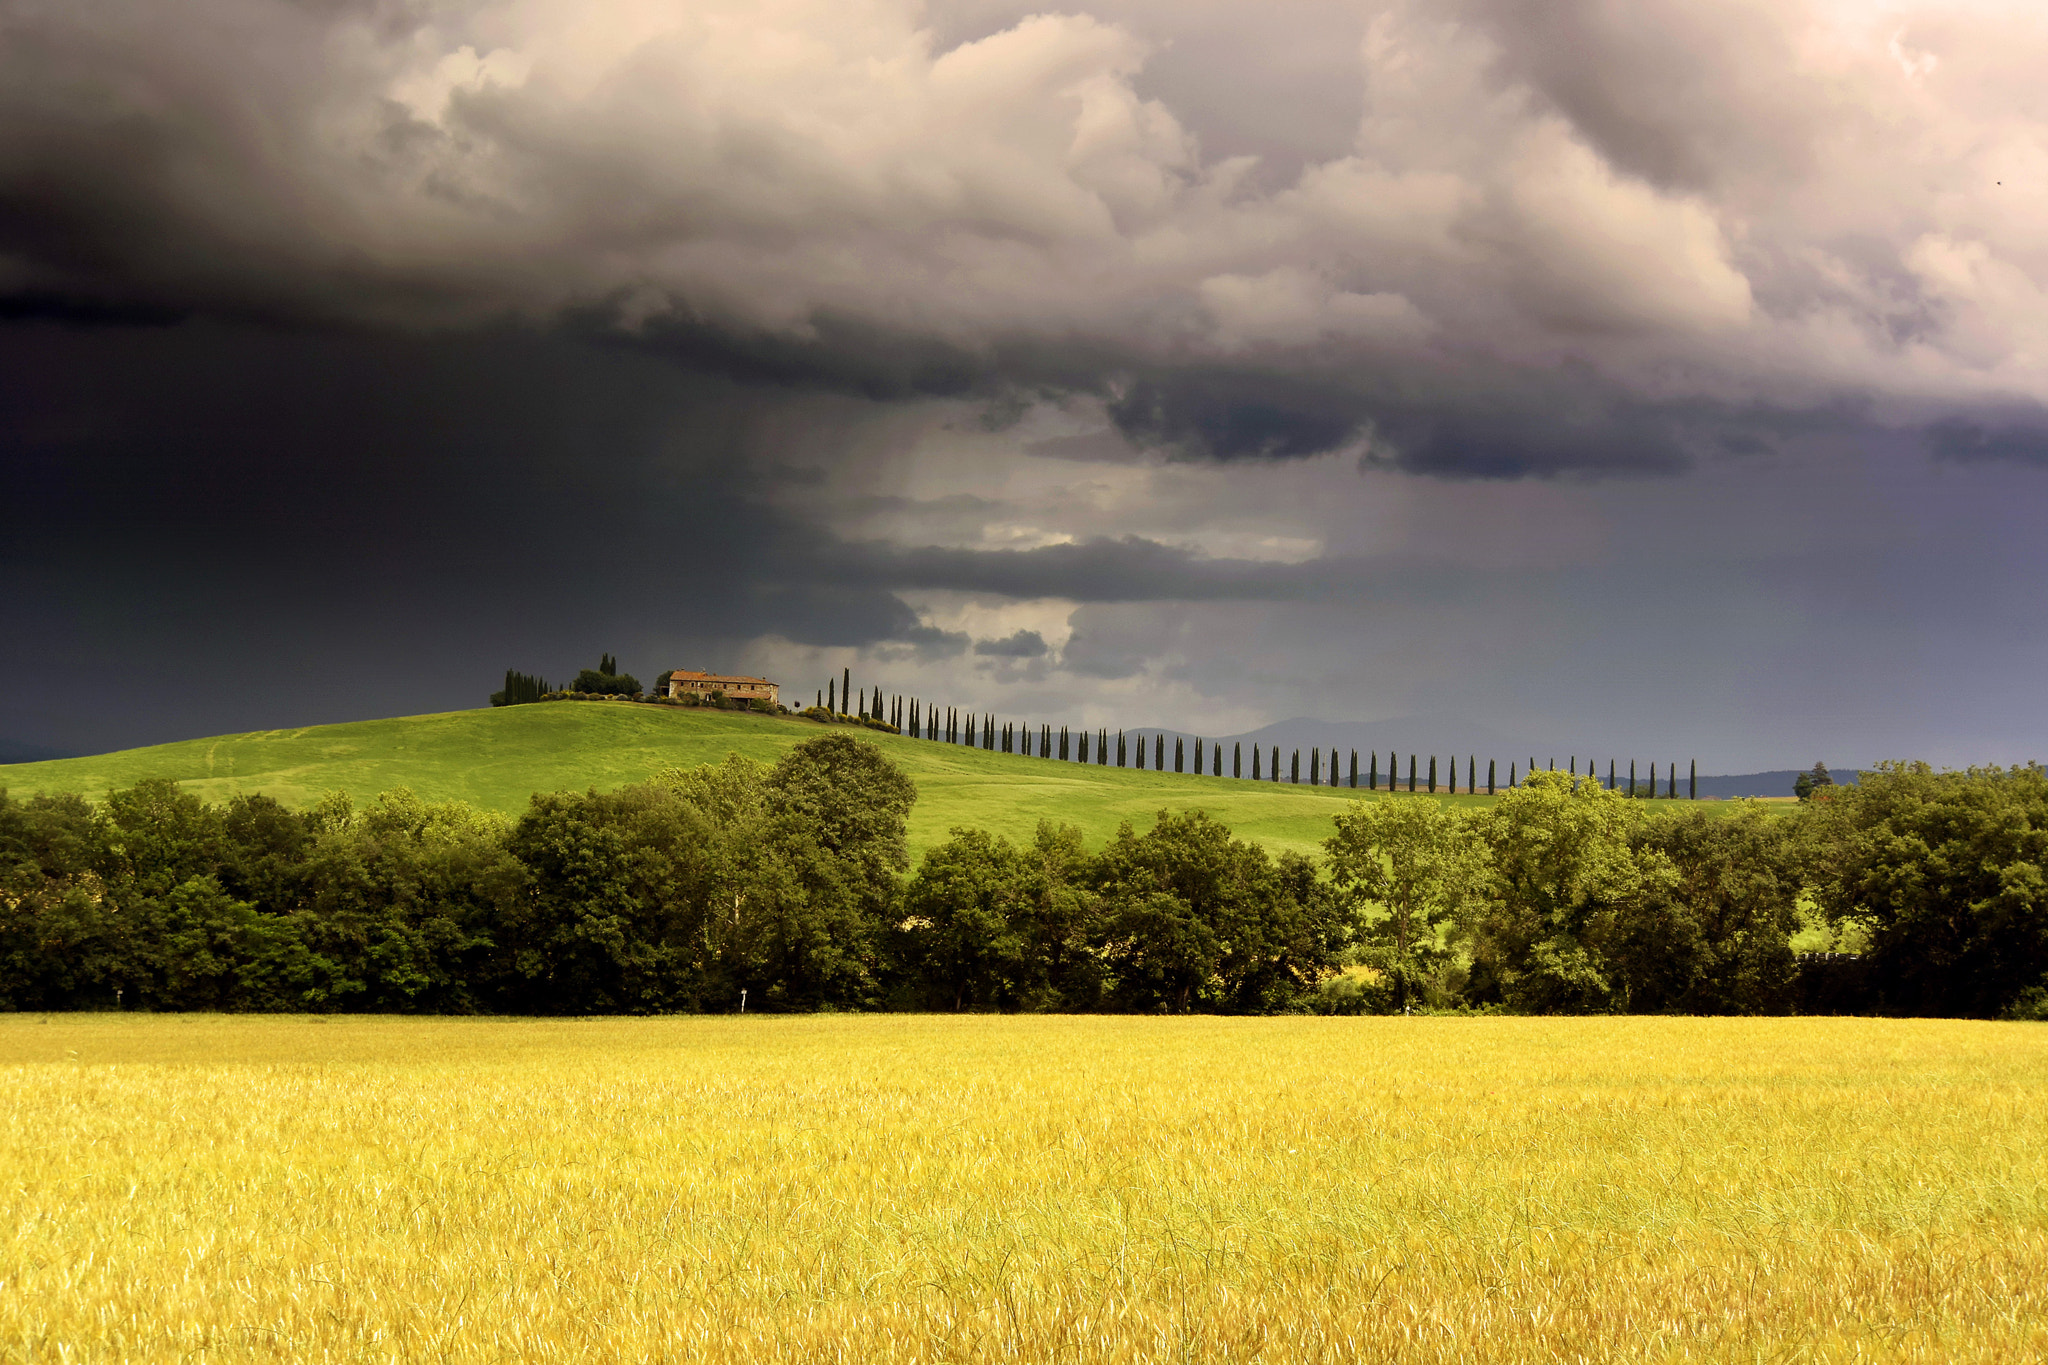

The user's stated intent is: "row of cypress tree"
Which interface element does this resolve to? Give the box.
[815,674,1701,797]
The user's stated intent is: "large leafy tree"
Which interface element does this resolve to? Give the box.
[1324,796,1484,1008]
[1809,762,2048,1017]
[1614,804,1804,1014]
[1466,769,1675,1013]
[897,827,1029,1010]
[1093,810,1345,1012]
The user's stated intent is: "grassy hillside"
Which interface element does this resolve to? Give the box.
[0,702,1505,860]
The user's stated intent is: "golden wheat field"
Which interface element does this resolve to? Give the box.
[3,1015,2045,1364]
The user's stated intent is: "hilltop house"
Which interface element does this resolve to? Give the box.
[666,669,779,705]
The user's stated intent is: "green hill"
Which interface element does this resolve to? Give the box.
[0,702,1496,861]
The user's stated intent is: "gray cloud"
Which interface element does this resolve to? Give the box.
[1,0,2044,480]
[1925,417,2048,466]
[973,629,1049,658]
[8,0,2048,773]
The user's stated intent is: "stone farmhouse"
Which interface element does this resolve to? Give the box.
[666,669,779,705]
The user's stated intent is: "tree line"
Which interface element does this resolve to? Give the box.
[814,671,1706,798]
[4,738,2044,1018]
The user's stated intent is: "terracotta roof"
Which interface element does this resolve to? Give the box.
[668,670,776,686]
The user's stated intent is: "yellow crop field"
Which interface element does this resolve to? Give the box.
[4,1016,2045,1363]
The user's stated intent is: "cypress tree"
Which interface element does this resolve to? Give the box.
[1099,730,1108,765]
[1076,729,1087,764]
[1469,755,1476,794]
[1488,759,1496,795]
[1509,761,1517,787]
[1629,758,1636,797]
[1329,749,1338,788]
[1408,754,1417,792]
[1668,762,1676,799]
[1428,755,1437,793]
[1252,746,1261,780]
[843,669,850,714]
[1117,731,1126,767]
[815,688,822,710]
[1234,742,1243,778]
[1569,755,1576,776]
[1266,746,1275,782]
[1309,749,1319,785]
[827,679,836,712]
[1193,737,1202,773]
[1175,737,1185,773]
[1153,733,1163,770]
[1608,758,1615,791]
[1350,750,1358,788]
[1213,742,1222,776]
[1291,749,1300,784]
[1059,726,1068,760]
[1369,751,1378,790]
[1690,759,1697,799]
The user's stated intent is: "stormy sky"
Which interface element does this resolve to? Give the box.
[4,0,2047,770]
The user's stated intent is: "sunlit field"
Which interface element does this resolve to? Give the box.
[5,1015,2044,1363]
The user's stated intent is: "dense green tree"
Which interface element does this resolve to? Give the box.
[1808,763,2048,1017]
[1464,770,1674,1013]
[572,660,640,695]
[492,669,553,707]
[896,820,1103,1011]
[1794,762,1834,800]
[1326,796,1484,1009]
[897,827,1029,1011]
[0,790,127,1009]
[1613,804,1803,1014]
[1093,811,1345,1012]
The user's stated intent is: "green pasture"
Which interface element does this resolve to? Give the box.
[0,703,1513,860]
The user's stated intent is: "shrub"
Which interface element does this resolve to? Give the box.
[1308,965,1393,1015]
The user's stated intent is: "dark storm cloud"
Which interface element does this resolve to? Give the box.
[1925,416,2048,467]
[6,0,2048,769]
[2,0,2038,484]
[973,629,1048,658]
